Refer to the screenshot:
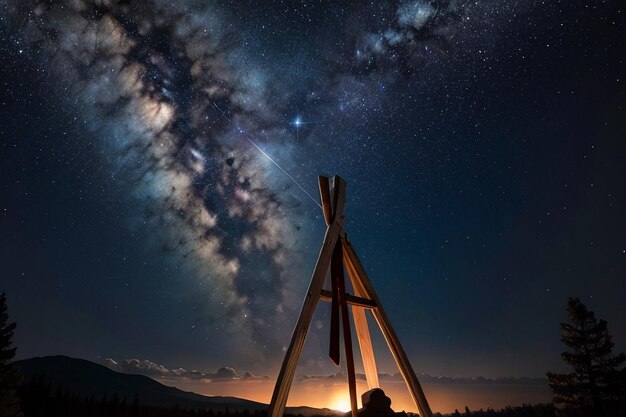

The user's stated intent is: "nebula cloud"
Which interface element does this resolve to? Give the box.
[352,0,467,76]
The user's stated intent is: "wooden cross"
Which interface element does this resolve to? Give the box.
[268,176,433,417]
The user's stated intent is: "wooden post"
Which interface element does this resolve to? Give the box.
[346,260,380,390]
[333,240,358,417]
[352,306,379,390]
[267,177,344,417]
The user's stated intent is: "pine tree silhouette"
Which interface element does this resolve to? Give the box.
[547,297,625,416]
[0,292,23,417]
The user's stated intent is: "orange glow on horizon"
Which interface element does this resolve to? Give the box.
[328,389,353,412]
[157,376,552,414]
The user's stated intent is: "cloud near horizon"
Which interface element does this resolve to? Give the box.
[99,357,269,382]
[99,357,547,386]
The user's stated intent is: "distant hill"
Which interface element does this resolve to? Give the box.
[16,355,338,415]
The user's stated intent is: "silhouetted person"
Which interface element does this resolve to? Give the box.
[351,388,407,417]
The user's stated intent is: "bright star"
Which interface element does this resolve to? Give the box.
[293,116,302,127]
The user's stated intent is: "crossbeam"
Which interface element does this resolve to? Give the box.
[319,289,377,309]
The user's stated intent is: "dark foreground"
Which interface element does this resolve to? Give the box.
[18,376,558,417]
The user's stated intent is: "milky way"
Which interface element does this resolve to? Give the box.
[4,0,504,365]
[7,0,319,362]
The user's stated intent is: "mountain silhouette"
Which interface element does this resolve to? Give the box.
[17,355,262,410]
[16,355,339,415]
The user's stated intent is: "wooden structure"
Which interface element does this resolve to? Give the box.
[268,176,433,417]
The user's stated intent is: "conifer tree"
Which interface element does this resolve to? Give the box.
[0,292,23,417]
[547,298,625,416]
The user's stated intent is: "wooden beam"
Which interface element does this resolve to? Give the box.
[352,306,379,390]
[318,176,332,225]
[331,176,346,227]
[320,290,377,309]
[343,256,380,390]
[268,175,348,417]
[329,242,341,366]
[334,240,358,417]
[342,235,434,417]
[267,222,341,417]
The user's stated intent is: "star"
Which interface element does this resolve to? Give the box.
[291,116,305,140]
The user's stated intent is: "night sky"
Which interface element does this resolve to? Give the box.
[1,0,625,387]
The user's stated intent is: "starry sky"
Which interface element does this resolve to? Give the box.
[0,0,625,386]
